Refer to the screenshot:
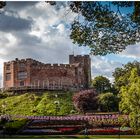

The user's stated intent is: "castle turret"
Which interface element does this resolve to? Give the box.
[69,55,91,88]
[3,61,14,88]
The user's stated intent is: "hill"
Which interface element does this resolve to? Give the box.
[0,91,76,116]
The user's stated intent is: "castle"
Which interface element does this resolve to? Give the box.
[3,55,91,91]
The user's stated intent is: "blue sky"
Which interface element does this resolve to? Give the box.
[0,1,140,87]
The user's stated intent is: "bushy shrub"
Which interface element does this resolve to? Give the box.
[5,119,27,134]
[73,89,98,113]
[98,92,119,112]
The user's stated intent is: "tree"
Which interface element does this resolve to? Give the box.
[69,1,140,55]
[73,89,98,113]
[98,92,119,112]
[0,1,6,9]
[47,1,139,55]
[119,68,140,134]
[92,76,112,94]
[1,1,140,55]
[113,61,140,91]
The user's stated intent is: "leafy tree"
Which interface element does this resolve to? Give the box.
[1,1,140,55]
[113,61,140,91]
[119,68,140,134]
[92,76,112,94]
[69,1,140,55]
[0,1,6,9]
[98,92,119,112]
[73,89,98,113]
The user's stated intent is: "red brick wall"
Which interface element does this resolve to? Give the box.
[3,55,91,90]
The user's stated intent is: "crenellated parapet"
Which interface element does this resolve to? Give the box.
[5,57,81,70]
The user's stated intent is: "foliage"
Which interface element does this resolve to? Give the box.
[119,68,140,134]
[73,90,98,113]
[69,1,140,55]
[0,1,6,9]
[5,119,27,134]
[5,119,27,130]
[113,61,140,91]
[0,91,75,116]
[92,76,112,94]
[98,92,119,112]
[0,92,14,99]
[118,115,130,127]
[86,128,133,135]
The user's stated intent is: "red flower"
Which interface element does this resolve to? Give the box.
[58,127,76,132]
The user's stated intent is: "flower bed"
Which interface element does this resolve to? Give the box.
[89,118,127,127]
[28,126,83,134]
[80,128,134,135]
[21,128,61,135]
[57,127,82,134]
[58,127,76,131]
[28,124,84,129]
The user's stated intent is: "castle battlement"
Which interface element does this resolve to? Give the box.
[4,57,82,69]
[3,55,91,91]
[30,64,76,70]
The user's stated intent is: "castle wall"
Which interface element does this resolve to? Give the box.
[3,55,91,90]
[29,64,77,88]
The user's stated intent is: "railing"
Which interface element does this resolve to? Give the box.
[2,85,81,92]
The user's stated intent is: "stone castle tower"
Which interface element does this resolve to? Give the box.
[3,55,91,91]
[69,55,91,88]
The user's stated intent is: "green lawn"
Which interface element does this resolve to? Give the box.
[0,91,76,116]
[1,135,140,139]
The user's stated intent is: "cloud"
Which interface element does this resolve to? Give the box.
[0,12,33,32]
[6,1,38,10]
[120,43,140,59]
[0,2,85,65]
[91,56,122,82]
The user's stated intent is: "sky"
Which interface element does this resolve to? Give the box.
[0,1,140,87]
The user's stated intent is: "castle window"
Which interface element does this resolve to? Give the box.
[18,72,27,79]
[19,63,25,67]
[6,73,11,81]
[19,81,24,86]
[6,64,10,70]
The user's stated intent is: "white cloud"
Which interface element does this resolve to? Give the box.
[119,43,140,59]
[91,56,122,82]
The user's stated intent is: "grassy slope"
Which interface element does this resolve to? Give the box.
[0,91,75,116]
